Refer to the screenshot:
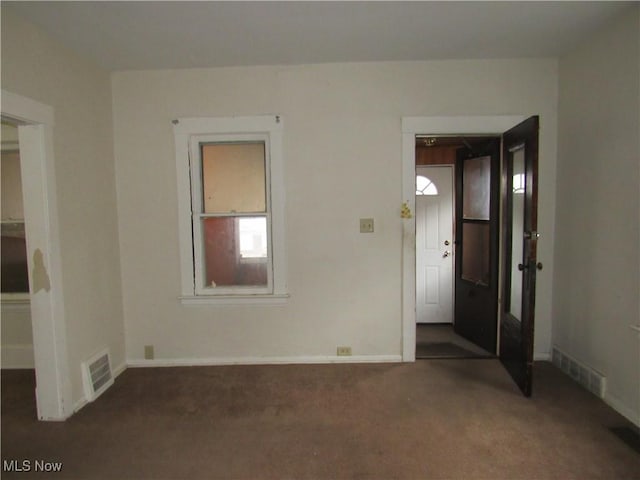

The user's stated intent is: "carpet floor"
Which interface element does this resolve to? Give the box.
[416,324,493,358]
[2,361,639,479]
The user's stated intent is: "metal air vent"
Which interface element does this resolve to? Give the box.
[81,349,114,402]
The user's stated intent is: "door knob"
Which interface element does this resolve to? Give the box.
[444,240,450,246]
[518,262,543,271]
[443,250,451,258]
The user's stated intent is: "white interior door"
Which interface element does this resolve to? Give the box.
[416,166,454,324]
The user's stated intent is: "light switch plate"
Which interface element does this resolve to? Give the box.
[360,218,374,233]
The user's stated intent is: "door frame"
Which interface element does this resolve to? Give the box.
[2,89,72,420]
[401,115,525,361]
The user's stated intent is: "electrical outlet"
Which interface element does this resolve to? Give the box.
[144,345,154,360]
[360,218,374,233]
[337,346,352,356]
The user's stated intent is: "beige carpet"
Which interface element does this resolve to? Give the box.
[416,323,493,358]
[2,361,638,479]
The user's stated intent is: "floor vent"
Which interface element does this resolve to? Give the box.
[81,349,114,402]
[552,347,606,398]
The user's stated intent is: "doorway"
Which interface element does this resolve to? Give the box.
[1,89,72,420]
[413,136,497,359]
[1,121,34,370]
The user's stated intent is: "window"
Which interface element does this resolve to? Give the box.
[173,116,287,303]
[416,175,438,195]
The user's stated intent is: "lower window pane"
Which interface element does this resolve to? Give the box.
[202,216,268,288]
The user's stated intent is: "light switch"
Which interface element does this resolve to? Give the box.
[360,218,374,233]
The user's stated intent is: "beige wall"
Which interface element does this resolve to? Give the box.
[112,59,558,362]
[555,5,640,424]
[2,123,19,143]
[1,304,34,368]
[1,9,125,404]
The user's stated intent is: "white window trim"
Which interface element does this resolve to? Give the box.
[1,292,30,304]
[173,115,288,305]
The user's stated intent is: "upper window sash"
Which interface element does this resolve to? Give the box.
[189,134,271,216]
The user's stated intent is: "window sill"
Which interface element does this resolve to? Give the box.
[179,293,289,306]
[1,293,30,305]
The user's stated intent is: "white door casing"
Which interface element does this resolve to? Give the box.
[415,166,453,324]
[1,89,72,420]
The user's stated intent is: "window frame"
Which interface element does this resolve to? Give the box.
[173,116,288,305]
[191,133,272,296]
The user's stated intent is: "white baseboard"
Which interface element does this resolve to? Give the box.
[74,355,400,412]
[604,391,640,427]
[72,396,88,414]
[1,344,35,369]
[534,352,551,361]
[127,354,403,368]
[552,345,639,427]
[112,361,127,378]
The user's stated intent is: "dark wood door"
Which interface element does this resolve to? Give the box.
[499,116,539,397]
[454,138,500,354]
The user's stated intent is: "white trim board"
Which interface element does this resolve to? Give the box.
[605,392,640,428]
[533,353,551,361]
[402,116,526,135]
[401,115,527,362]
[1,90,54,125]
[128,355,402,368]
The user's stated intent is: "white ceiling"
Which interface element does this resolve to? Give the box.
[4,1,634,71]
